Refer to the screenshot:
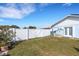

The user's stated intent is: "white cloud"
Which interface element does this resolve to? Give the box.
[62,3,72,6]
[0,6,22,19]
[19,3,36,15]
[0,3,36,19]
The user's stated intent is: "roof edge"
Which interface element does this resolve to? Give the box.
[51,15,70,28]
[51,14,79,28]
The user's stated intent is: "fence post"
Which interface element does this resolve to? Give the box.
[27,28,29,40]
[15,28,16,41]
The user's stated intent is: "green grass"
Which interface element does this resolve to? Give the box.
[9,36,79,56]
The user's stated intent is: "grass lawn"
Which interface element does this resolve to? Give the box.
[9,36,79,56]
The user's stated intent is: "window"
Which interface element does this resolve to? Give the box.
[64,27,67,35]
[64,27,73,36]
[69,27,72,36]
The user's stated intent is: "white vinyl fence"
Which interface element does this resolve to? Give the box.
[13,29,51,41]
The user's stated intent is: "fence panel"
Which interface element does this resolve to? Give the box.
[14,29,51,41]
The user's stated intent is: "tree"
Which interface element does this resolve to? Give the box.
[10,25,20,29]
[28,26,37,29]
[0,25,16,47]
[23,27,27,29]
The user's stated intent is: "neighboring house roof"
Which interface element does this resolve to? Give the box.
[51,14,79,28]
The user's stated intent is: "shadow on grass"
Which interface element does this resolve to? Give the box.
[73,47,79,52]
[6,41,24,56]
[6,40,24,50]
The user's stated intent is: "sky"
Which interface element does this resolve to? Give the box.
[0,3,79,28]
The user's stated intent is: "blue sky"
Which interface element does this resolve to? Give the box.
[0,3,79,28]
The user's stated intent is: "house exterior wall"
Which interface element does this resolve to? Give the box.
[51,17,79,38]
[73,24,79,38]
[51,27,64,36]
[53,19,79,27]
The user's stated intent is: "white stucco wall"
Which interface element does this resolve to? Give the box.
[51,27,64,36]
[54,19,79,27]
[73,24,79,38]
[52,17,79,38]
